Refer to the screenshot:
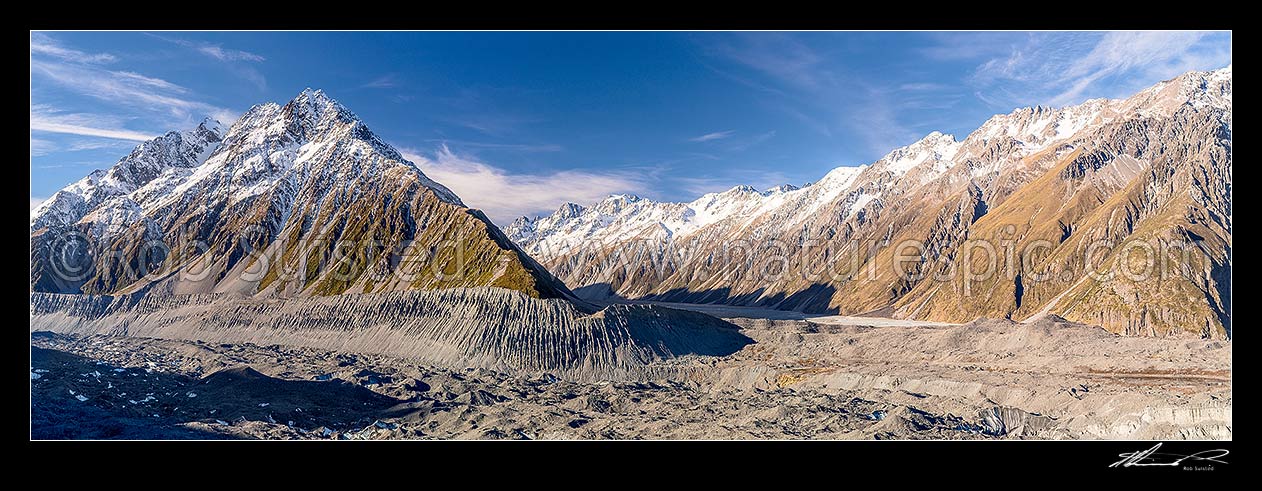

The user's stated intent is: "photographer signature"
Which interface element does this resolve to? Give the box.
[1110,443,1229,468]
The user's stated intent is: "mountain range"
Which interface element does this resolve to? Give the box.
[506,66,1232,339]
[31,67,1231,339]
[30,89,571,300]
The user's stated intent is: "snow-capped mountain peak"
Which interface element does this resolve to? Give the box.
[32,89,574,299]
[514,64,1233,263]
[31,119,225,231]
[506,162,882,260]
[31,89,463,237]
[295,87,338,108]
[1123,65,1232,121]
[587,194,641,214]
[289,87,357,132]
[874,132,961,178]
[816,164,865,186]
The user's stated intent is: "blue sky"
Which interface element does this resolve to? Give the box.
[30,31,1231,224]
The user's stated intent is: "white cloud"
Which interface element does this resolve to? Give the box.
[31,107,156,142]
[402,145,647,225]
[68,139,134,151]
[197,45,265,62]
[424,139,563,153]
[689,130,736,142]
[698,33,921,157]
[30,32,116,64]
[235,66,269,91]
[30,138,56,156]
[362,74,401,89]
[1049,31,1230,105]
[195,45,267,90]
[31,59,229,125]
[967,31,1232,108]
[704,33,825,91]
[30,120,155,141]
[140,33,267,90]
[848,84,923,158]
[437,113,545,138]
[112,71,189,92]
[30,34,235,132]
[144,33,264,63]
[898,82,949,92]
[29,137,136,156]
[30,196,46,212]
[726,130,776,152]
[917,32,1022,62]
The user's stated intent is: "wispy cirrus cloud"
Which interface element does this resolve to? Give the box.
[916,32,1018,63]
[687,130,777,152]
[31,34,232,158]
[30,106,157,142]
[30,138,56,157]
[362,74,402,89]
[30,119,155,141]
[401,145,647,224]
[440,113,546,137]
[145,33,265,63]
[422,139,563,153]
[689,130,735,142]
[33,161,108,170]
[726,130,776,152]
[960,31,1231,108]
[1048,31,1230,105]
[67,139,136,152]
[143,33,267,90]
[111,70,188,92]
[30,32,116,64]
[30,57,234,126]
[197,44,265,62]
[702,33,828,92]
[697,32,921,157]
[898,82,950,92]
[432,85,550,137]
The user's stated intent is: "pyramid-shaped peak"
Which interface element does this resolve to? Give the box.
[296,87,334,104]
[287,88,354,123]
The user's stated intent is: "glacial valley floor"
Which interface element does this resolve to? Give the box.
[30,310,1230,440]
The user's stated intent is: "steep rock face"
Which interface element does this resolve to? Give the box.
[510,67,1232,338]
[31,90,572,301]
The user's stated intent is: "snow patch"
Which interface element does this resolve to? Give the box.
[848,193,877,219]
